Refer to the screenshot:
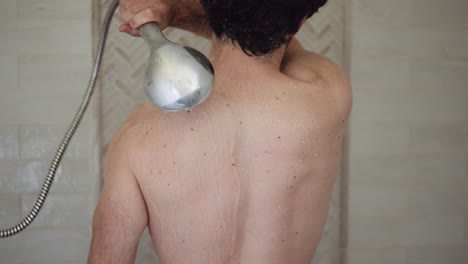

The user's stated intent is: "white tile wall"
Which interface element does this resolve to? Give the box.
[408,186,466,218]
[349,155,466,188]
[351,93,468,124]
[0,19,91,55]
[20,125,89,159]
[0,160,91,193]
[348,219,407,248]
[0,126,19,159]
[0,229,91,263]
[0,56,18,91]
[409,30,468,61]
[406,247,468,264]
[346,249,406,264]
[410,124,468,154]
[0,90,90,124]
[349,123,410,156]
[351,58,411,94]
[18,54,90,92]
[411,0,468,30]
[18,0,91,19]
[0,0,17,18]
[351,0,411,30]
[0,195,21,227]
[411,61,468,93]
[347,0,468,262]
[404,216,465,247]
[0,0,95,263]
[409,155,466,187]
[349,188,409,225]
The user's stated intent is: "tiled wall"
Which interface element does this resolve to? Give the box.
[346,0,468,263]
[0,0,97,263]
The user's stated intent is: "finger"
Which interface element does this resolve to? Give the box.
[119,24,141,37]
[120,1,158,23]
[129,6,173,31]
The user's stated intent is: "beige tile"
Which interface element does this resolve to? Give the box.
[0,18,91,55]
[404,216,464,247]
[350,94,411,124]
[21,194,91,227]
[345,249,406,264]
[465,163,468,208]
[19,53,91,92]
[348,220,407,248]
[412,0,468,30]
[411,155,465,187]
[465,213,468,248]
[20,124,89,159]
[0,228,91,263]
[351,58,410,94]
[406,93,468,124]
[465,155,468,187]
[18,0,91,19]
[406,247,468,264]
[352,0,411,29]
[53,159,91,193]
[352,30,411,60]
[0,194,20,227]
[410,30,468,61]
[352,93,468,124]
[0,0,17,19]
[0,161,43,193]
[410,124,468,155]
[408,186,466,218]
[0,30,17,56]
[0,15,18,31]
[0,87,93,124]
[350,155,465,188]
[0,55,18,90]
[10,263,83,264]
[411,61,468,94]
[349,123,410,156]
[348,156,416,187]
[0,160,90,193]
[349,187,409,225]
[0,126,19,159]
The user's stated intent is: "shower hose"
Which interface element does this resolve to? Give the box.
[0,0,120,238]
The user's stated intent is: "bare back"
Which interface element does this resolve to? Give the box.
[121,53,351,263]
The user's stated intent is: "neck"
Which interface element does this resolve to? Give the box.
[208,36,286,77]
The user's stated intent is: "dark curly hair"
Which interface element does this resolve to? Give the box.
[200,0,328,56]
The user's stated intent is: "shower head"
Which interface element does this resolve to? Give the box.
[138,22,215,112]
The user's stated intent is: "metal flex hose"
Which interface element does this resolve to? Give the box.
[0,0,120,238]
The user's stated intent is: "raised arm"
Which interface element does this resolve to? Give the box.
[88,127,148,264]
[119,0,211,38]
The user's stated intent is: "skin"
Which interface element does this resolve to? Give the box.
[88,1,352,263]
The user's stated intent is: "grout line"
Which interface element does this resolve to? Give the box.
[19,193,23,219]
[17,124,22,159]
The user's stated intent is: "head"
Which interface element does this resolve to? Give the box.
[200,0,328,56]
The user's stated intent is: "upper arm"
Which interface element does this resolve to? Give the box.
[88,127,148,264]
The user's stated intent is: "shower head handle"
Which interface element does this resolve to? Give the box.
[138,22,168,49]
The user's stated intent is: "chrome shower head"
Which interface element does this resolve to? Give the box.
[138,22,215,112]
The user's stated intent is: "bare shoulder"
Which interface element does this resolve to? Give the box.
[106,103,160,165]
[282,48,351,123]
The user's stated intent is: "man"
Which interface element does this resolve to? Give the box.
[88,0,351,263]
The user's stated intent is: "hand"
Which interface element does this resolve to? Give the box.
[119,0,176,37]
